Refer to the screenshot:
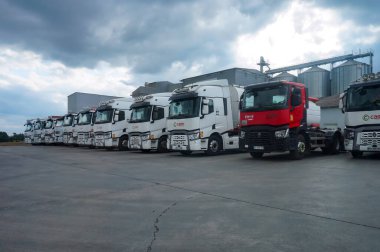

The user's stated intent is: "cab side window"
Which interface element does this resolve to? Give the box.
[119,111,125,121]
[208,99,214,113]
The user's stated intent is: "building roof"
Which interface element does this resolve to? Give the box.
[315,94,340,108]
[181,67,263,81]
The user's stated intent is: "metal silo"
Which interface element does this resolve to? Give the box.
[272,72,297,82]
[331,60,371,95]
[298,66,331,98]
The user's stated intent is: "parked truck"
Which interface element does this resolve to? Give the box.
[93,98,133,150]
[166,79,243,155]
[53,116,64,144]
[340,73,380,158]
[24,120,35,144]
[76,108,96,147]
[128,93,171,152]
[62,113,78,145]
[32,118,45,145]
[239,81,343,159]
[42,117,55,144]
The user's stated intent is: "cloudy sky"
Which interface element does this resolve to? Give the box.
[0,0,379,134]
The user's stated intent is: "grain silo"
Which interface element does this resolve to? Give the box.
[272,72,297,82]
[298,66,331,98]
[330,60,371,95]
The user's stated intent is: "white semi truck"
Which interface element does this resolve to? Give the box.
[93,98,133,150]
[62,113,77,145]
[24,120,35,144]
[76,108,96,147]
[128,93,171,152]
[341,73,380,158]
[42,117,55,144]
[53,116,64,144]
[32,119,45,145]
[166,79,244,155]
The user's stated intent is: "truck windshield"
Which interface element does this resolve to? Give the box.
[25,124,33,131]
[78,112,92,125]
[347,84,380,112]
[45,120,53,129]
[63,116,73,126]
[130,106,152,123]
[34,122,41,130]
[241,85,289,111]
[168,97,201,119]
[95,109,113,124]
[55,120,63,127]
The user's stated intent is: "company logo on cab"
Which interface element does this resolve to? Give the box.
[363,114,380,121]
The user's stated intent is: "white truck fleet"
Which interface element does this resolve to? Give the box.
[128,93,171,152]
[341,73,380,158]
[166,79,244,155]
[76,108,96,147]
[32,119,45,145]
[62,113,77,145]
[93,98,133,150]
[53,116,64,144]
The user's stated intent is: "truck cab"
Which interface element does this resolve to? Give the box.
[24,120,34,144]
[93,98,132,150]
[53,116,64,144]
[128,93,171,152]
[76,108,96,147]
[341,73,380,158]
[166,79,243,155]
[43,118,55,144]
[32,119,45,145]
[239,81,342,159]
[62,113,77,145]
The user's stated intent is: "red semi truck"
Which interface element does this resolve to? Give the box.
[239,81,343,159]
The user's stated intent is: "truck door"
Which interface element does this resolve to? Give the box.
[289,86,305,129]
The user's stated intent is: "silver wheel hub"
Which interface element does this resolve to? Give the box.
[298,141,305,153]
[209,140,219,152]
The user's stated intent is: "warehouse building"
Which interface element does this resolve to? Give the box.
[131,81,184,97]
[68,92,120,113]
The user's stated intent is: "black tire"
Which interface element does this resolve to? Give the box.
[289,134,306,160]
[205,135,222,155]
[351,151,363,158]
[250,152,264,158]
[180,150,192,155]
[157,137,168,153]
[118,135,129,151]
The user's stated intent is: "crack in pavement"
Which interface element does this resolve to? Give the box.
[146,195,197,252]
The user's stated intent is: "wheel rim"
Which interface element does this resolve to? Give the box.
[122,139,128,147]
[298,141,305,153]
[209,140,219,152]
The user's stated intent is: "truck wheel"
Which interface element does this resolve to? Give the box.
[351,151,363,158]
[330,135,341,154]
[206,135,222,155]
[250,152,264,158]
[289,134,306,160]
[118,136,129,151]
[180,151,192,155]
[157,137,168,153]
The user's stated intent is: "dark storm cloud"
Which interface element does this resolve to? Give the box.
[0,0,290,74]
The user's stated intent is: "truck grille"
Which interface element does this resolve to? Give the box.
[360,131,380,145]
[246,131,274,145]
[172,135,187,141]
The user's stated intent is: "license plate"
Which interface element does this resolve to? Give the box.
[254,146,264,150]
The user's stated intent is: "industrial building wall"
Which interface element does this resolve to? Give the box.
[320,107,345,129]
[68,93,120,113]
[182,70,235,85]
[235,69,268,86]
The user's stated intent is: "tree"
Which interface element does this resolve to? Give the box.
[10,133,25,142]
[0,132,9,142]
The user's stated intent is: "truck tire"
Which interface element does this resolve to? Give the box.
[250,152,264,158]
[157,137,168,153]
[205,135,222,155]
[330,135,341,154]
[118,135,129,151]
[289,134,306,160]
[351,151,363,158]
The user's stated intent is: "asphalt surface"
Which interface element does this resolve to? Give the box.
[1,146,380,251]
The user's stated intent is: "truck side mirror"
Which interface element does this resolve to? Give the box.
[202,98,209,105]
[202,104,209,115]
[239,100,242,110]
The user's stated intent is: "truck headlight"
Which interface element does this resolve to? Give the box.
[141,134,150,141]
[104,132,112,139]
[239,130,245,139]
[344,129,354,140]
[188,131,201,141]
[275,129,289,138]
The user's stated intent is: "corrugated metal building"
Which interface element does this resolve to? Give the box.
[181,68,268,86]
[272,72,297,82]
[68,92,121,113]
[131,81,184,97]
[298,66,331,98]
